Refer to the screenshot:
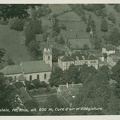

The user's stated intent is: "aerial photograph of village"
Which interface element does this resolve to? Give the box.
[0,4,120,116]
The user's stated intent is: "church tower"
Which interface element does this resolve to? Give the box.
[43,38,52,68]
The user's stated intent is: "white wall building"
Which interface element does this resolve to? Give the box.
[0,47,52,83]
[102,44,116,55]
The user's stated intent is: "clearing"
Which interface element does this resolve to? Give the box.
[0,25,31,65]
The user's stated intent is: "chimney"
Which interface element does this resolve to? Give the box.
[82,56,85,60]
[66,83,69,88]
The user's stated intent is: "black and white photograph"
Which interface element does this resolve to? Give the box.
[0,2,120,118]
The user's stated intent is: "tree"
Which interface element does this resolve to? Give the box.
[29,19,42,35]
[58,35,65,44]
[93,33,101,50]
[109,28,120,46]
[24,23,36,46]
[52,47,61,62]
[0,5,29,20]
[52,17,60,34]
[7,57,15,65]
[0,48,5,63]
[39,95,67,115]
[9,17,24,31]
[39,81,48,88]
[42,31,48,41]
[106,92,120,115]
[108,13,116,23]
[28,40,41,59]
[0,73,18,112]
[76,70,111,115]
[83,44,90,50]
[101,18,108,32]
[86,25,91,32]
[111,60,120,83]
[32,79,40,89]
[49,67,63,87]
[64,64,81,84]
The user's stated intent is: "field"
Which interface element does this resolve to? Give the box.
[57,12,82,21]
[49,4,71,14]
[69,38,92,49]
[0,25,31,65]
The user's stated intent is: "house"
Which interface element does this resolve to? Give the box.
[102,44,116,55]
[107,52,120,67]
[0,46,52,83]
[58,51,99,71]
[57,83,82,106]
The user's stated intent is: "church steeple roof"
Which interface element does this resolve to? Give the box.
[44,37,52,52]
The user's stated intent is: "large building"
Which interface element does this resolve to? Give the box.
[0,47,52,83]
[58,50,101,71]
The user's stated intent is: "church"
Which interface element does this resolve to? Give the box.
[0,46,52,83]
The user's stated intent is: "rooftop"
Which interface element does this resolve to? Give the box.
[21,61,52,74]
[105,44,116,51]
[60,51,98,62]
[0,65,22,75]
[60,55,74,62]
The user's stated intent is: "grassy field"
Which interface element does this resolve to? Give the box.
[69,38,92,49]
[0,25,31,65]
[49,4,71,14]
[57,11,82,21]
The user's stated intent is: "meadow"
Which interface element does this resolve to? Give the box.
[0,25,31,65]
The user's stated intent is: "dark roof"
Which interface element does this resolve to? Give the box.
[88,54,98,60]
[18,87,31,104]
[86,49,103,57]
[14,82,25,89]
[60,55,74,62]
[60,51,98,62]
[58,83,82,97]
[0,65,22,75]
[105,44,116,51]
[21,61,52,74]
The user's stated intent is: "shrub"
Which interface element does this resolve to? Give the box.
[40,81,48,88]
[9,17,24,31]
[60,24,67,30]
[108,13,116,23]
[32,79,40,88]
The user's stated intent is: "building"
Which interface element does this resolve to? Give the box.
[107,52,120,67]
[102,44,116,55]
[57,83,82,106]
[0,46,52,83]
[58,51,99,71]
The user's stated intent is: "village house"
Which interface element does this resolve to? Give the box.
[57,83,82,106]
[58,51,99,71]
[102,44,116,55]
[107,52,120,67]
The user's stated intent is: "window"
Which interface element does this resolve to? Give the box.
[90,60,96,63]
[44,74,47,79]
[37,74,39,80]
[48,56,50,60]
[29,75,32,81]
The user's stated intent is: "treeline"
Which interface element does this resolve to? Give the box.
[41,61,120,115]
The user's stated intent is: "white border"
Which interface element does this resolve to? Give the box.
[1,116,120,120]
[0,1,120,120]
[0,0,119,4]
